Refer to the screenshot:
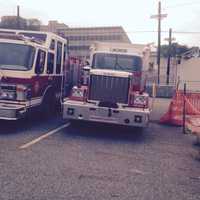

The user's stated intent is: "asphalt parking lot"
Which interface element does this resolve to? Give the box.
[0,116,200,200]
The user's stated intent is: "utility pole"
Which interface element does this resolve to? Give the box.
[183,83,187,134]
[165,28,176,85]
[151,1,167,84]
[17,5,20,29]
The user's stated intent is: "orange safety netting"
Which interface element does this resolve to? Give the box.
[160,91,200,126]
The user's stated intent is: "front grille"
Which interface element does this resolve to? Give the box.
[0,84,16,91]
[89,75,130,104]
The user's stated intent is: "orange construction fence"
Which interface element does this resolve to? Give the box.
[160,91,200,126]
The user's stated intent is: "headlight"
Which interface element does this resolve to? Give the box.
[134,96,146,105]
[70,86,87,101]
[71,86,84,98]
[0,91,16,100]
[133,93,148,108]
[8,92,16,99]
[16,84,31,101]
[0,84,31,101]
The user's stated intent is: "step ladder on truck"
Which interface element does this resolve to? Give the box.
[63,42,152,128]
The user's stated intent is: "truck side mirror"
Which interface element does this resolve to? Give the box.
[83,66,90,85]
[83,66,91,71]
[177,56,181,65]
[85,60,90,66]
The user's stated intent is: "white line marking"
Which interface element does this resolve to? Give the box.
[19,123,70,149]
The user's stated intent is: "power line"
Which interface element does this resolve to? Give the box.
[171,31,200,34]
[63,30,200,35]
[164,1,200,9]
[124,30,200,35]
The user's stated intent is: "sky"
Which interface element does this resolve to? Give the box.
[0,0,200,47]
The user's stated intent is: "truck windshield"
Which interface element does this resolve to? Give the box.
[92,53,142,72]
[0,43,35,71]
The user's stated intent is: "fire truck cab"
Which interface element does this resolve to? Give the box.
[63,42,151,127]
[0,29,67,120]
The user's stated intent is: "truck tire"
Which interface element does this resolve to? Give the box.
[41,90,56,118]
[69,119,84,127]
[134,127,144,133]
[196,135,200,146]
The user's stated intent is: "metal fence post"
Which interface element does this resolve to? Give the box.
[183,83,186,134]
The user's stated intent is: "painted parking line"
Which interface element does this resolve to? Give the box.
[19,123,70,149]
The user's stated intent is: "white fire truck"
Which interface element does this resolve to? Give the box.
[63,42,151,127]
[0,29,68,120]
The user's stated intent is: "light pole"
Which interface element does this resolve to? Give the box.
[151,1,167,84]
[164,28,176,85]
[17,5,20,29]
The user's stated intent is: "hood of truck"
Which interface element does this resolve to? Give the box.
[0,69,32,79]
[90,69,132,78]
[0,66,37,86]
[0,70,31,85]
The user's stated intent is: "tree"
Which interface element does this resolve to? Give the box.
[160,43,190,58]
[26,19,41,31]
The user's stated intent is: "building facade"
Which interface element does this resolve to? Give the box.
[41,21,131,59]
[40,20,69,33]
[1,16,41,30]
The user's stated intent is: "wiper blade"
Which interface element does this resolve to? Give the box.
[115,62,124,70]
[0,65,27,70]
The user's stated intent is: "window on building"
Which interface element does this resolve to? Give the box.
[69,45,89,51]
[47,52,54,74]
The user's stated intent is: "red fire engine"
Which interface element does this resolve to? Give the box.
[0,29,68,120]
[63,42,151,127]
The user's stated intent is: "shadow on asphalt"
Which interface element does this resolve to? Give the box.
[0,113,64,135]
[0,113,153,144]
[63,121,153,143]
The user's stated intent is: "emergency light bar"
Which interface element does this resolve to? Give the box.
[0,33,43,45]
[0,33,24,41]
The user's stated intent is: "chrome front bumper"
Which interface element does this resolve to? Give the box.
[0,102,27,120]
[63,100,150,127]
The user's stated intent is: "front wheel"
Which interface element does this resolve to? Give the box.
[41,91,57,118]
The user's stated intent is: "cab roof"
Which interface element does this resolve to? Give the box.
[0,28,67,48]
[90,42,150,57]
